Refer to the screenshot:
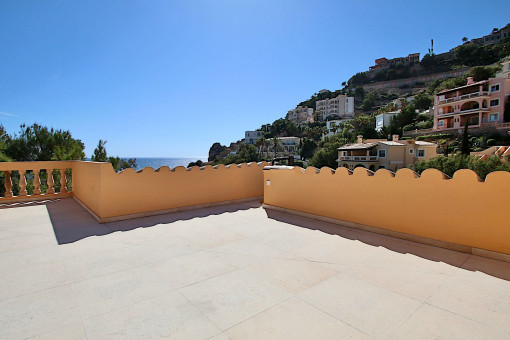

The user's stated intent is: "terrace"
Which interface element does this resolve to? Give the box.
[1,161,510,338]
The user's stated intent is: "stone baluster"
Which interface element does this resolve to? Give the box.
[33,170,41,195]
[3,171,13,198]
[59,169,68,193]
[19,170,27,196]
[47,169,55,194]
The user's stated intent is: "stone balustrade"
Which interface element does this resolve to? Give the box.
[0,161,73,202]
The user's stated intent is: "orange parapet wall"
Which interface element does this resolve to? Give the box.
[73,161,268,222]
[263,166,510,255]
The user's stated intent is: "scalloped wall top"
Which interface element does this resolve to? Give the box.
[112,161,269,175]
[269,166,507,183]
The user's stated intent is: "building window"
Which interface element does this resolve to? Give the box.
[409,149,414,154]
[378,165,385,169]
[490,99,500,107]
[417,150,425,158]
[489,113,499,122]
[490,84,500,92]
[378,149,386,158]
[438,120,444,127]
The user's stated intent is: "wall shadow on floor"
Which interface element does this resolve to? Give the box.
[264,208,510,282]
[39,198,261,245]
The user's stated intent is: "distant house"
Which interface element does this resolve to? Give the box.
[244,130,264,145]
[337,135,437,172]
[375,111,399,132]
[369,53,420,71]
[323,119,353,140]
[286,106,314,124]
[315,94,354,121]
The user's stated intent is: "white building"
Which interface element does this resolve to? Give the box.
[316,94,354,121]
[375,111,399,132]
[286,106,314,124]
[244,130,264,145]
[260,137,300,159]
[323,119,353,140]
[496,58,510,78]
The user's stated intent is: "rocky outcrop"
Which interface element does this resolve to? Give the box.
[208,141,243,162]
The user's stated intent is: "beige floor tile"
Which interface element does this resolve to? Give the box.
[72,265,172,319]
[64,247,146,282]
[299,273,422,337]
[57,234,128,258]
[131,243,195,263]
[246,257,339,294]
[281,239,375,271]
[0,233,57,254]
[28,322,87,340]
[226,297,369,340]
[185,227,245,249]
[347,263,449,301]
[0,261,69,300]
[0,285,81,339]
[0,245,61,272]
[152,251,238,288]
[82,291,221,339]
[211,238,286,259]
[392,303,510,339]
[427,275,510,333]
[180,269,291,330]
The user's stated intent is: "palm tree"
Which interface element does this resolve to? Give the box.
[272,136,281,159]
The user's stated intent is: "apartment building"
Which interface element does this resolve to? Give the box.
[433,76,510,131]
[286,106,314,124]
[369,53,420,70]
[244,130,264,145]
[315,94,354,121]
[337,135,437,172]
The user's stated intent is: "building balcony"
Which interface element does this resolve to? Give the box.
[337,156,378,162]
[436,107,490,117]
[437,91,489,105]
[1,161,510,338]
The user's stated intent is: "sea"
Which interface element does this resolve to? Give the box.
[125,157,207,170]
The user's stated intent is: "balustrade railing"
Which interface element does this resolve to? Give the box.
[0,162,73,201]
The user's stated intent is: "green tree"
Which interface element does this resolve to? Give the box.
[460,121,471,155]
[413,93,433,111]
[309,135,347,169]
[90,139,137,171]
[91,139,107,162]
[299,137,317,160]
[415,154,510,179]
[468,66,499,81]
[4,123,85,161]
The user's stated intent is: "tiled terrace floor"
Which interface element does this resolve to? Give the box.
[1,198,510,339]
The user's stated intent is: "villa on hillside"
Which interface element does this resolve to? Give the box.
[286,106,314,124]
[244,130,264,145]
[369,53,420,71]
[433,72,510,131]
[337,135,437,171]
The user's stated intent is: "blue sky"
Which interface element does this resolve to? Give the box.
[1,0,509,158]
